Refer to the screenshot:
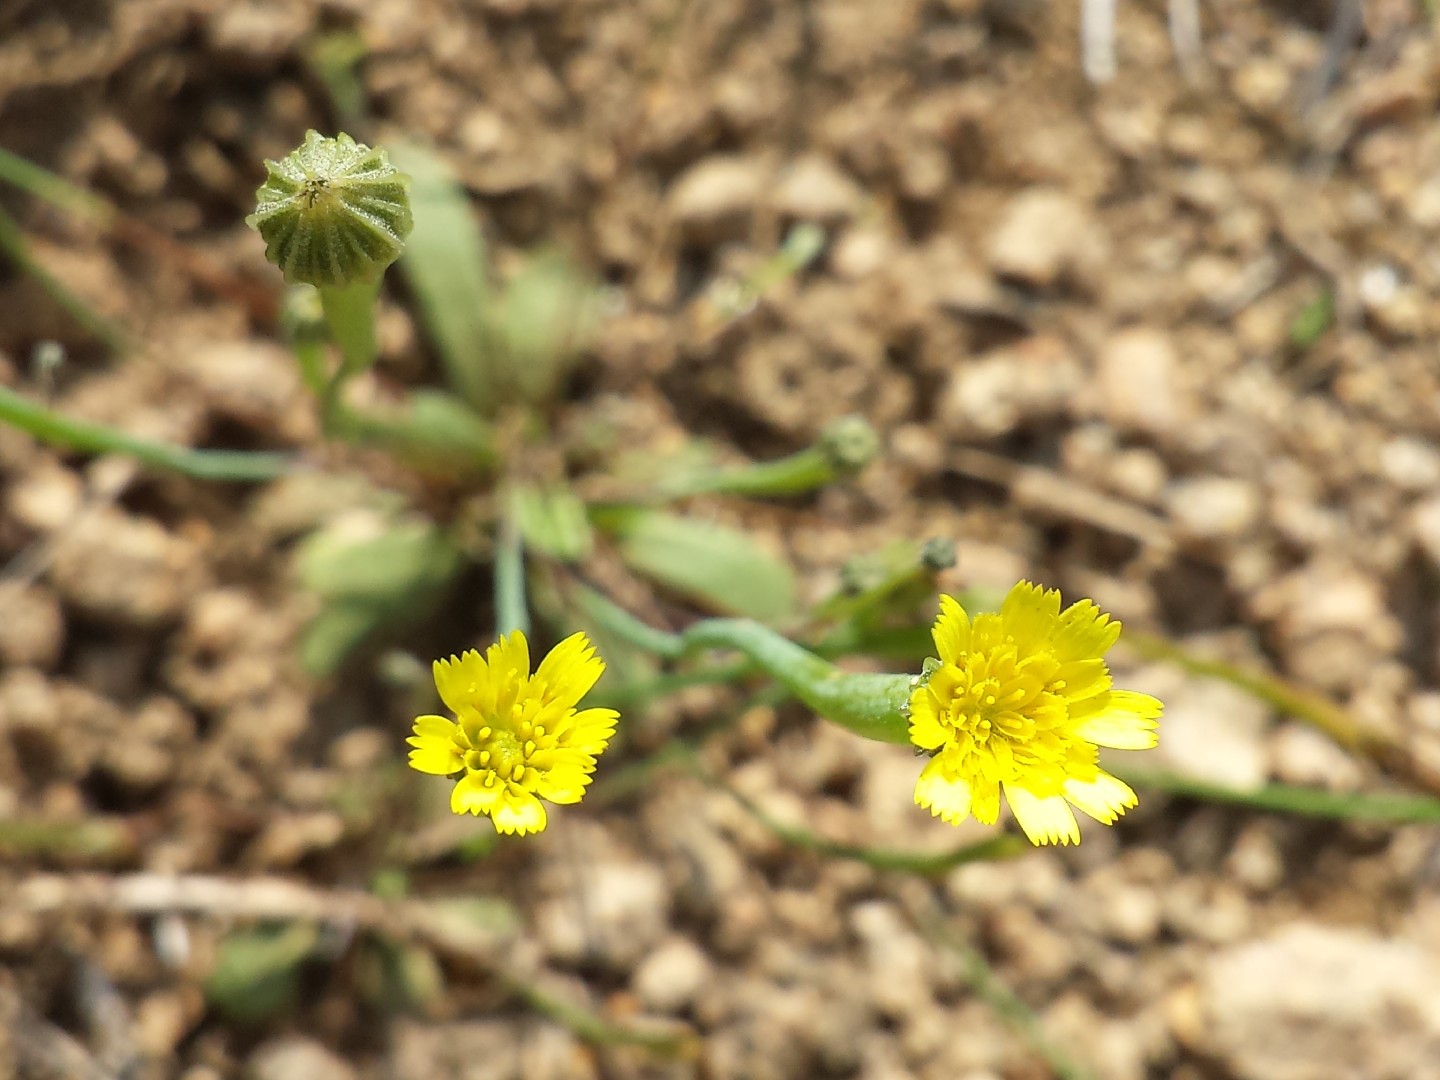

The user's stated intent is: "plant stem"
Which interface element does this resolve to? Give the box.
[0,385,293,481]
[661,445,836,499]
[0,205,130,352]
[318,279,381,429]
[658,415,878,500]
[494,512,530,638]
[1119,767,1440,823]
[577,588,912,744]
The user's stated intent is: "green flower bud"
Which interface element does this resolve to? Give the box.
[818,414,880,475]
[247,130,413,288]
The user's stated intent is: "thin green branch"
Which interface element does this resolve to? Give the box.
[0,146,115,224]
[690,751,1026,873]
[0,203,130,352]
[577,586,911,744]
[503,976,697,1057]
[0,385,294,481]
[1121,630,1440,796]
[1120,767,1440,823]
[494,511,530,638]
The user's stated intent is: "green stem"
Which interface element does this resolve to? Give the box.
[494,512,530,638]
[658,416,878,500]
[689,751,1024,872]
[683,620,912,744]
[578,588,912,744]
[0,385,293,481]
[661,445,836,499]
[1119,767,1440,823]
[318,279,381,429]
[0,145,114,224]
[0,204,130,352]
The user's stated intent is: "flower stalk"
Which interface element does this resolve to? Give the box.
[575,587,911,744]
[658,415,880,500]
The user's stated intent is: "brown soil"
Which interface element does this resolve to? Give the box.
[4,2,1440,1079]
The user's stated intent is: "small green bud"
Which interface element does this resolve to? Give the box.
[818,414,881,475]
[247,130,413,288]
[920,537,957,572]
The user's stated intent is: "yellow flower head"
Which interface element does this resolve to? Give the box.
[407,631,618,836]
[908,582,1161,846]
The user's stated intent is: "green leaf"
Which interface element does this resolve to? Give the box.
[298,600,391,677]
[1290,290,1334,348]
[499,250,597,407]
[348,388,497,476]
[298,517,461,604]
[206,922,320,1022]
[388,142,496,411]
[355,936,444,1013]
[295,516,465,675]
[593,507,796,621]
[511,483,593,562]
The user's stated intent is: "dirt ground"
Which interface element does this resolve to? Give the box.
[4,1,1440,1078]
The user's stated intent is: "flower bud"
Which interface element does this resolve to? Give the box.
[247,130,413,288]
[818,414,880,475]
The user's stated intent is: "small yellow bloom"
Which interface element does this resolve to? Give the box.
[908,582,1162,846]
[407,631,618,835]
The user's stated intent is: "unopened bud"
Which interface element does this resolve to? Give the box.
[247,130,413,288]
[818,415,880,475]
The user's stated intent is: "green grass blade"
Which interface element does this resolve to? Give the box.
[0,385,293,481]
[0,204,130,352]
[0,146,114,224]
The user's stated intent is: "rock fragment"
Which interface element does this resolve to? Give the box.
[668,156,768,243]
[987,188,1104,288]
[1199,924,1440,1080]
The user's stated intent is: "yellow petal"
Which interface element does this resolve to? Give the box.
[1000,581,1061,653]
[492,786,547,835]
[914,757,972,824]
[433,650,488,715]
[534,632,606,709]
[931,594,971,666]
[535,766,592,805]
[558,707,618,755]
[486,630,531,684]
[1063,770,1138,824]
[1052,598,1122,662]
[1072,690,1161,749]
[451,771,502,815]
[413,714,456,739]
[907,690,948,750]
[971,779,1002,825]
[1004,784,1080,846]
[408,741,462,775]
[1054,658,1112,703]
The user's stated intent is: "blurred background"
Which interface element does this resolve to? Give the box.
[3,1,1440,1078]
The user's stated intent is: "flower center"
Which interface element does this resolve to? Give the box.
[459,724,530,784]
[953,676,1003,740]
[486,728,526,780]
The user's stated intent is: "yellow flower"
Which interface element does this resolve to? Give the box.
[908,582,1161,846]
[407,631,618,835]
